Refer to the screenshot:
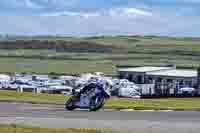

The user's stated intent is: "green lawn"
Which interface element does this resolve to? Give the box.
[10,36,200,46]
[1,90,200,111]
[0,90,67,105]
[105,98,200,111]
[0,57,116,75]
[0,54,198,75]
[0,124,126,133]
[0,36,199,75]
[88,36,200,46]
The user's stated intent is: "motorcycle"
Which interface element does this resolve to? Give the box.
[65,82,110,111]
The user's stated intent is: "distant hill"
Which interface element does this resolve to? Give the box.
[0,40,126,53]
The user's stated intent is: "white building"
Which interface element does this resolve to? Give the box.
[118,66,199,96]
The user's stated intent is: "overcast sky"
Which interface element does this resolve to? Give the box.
[0,0,199,37]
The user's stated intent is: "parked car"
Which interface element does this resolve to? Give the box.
[177,87,196,96]
[111,79,141,98]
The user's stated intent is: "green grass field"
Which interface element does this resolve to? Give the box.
[0,51,198,75]
[0,57,116,75]
[7,36,200,46]
[1,90,200,111]
[0,36,199,75]
[0,124,125,133]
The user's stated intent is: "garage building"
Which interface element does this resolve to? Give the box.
[118,66,200,96]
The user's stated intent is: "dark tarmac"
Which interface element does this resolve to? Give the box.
[0,102,200,133]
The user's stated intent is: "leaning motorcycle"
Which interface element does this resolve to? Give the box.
[65,82,110,111]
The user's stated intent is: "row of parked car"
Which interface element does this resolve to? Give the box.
[0,74,73,94]
[0,73,142,98]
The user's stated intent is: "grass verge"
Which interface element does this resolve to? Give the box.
[1,90,200,111]
[0,124,126,133]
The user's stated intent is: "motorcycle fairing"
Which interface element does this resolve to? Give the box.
[76,94,91,108]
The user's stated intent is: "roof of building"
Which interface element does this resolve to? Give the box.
[147,69,197,78]
[118,66,174,73]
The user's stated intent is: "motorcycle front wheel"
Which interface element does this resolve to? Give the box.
[65,96,77,111]
[89,95,105,111]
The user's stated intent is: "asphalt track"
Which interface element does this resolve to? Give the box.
[0,102,200,133]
